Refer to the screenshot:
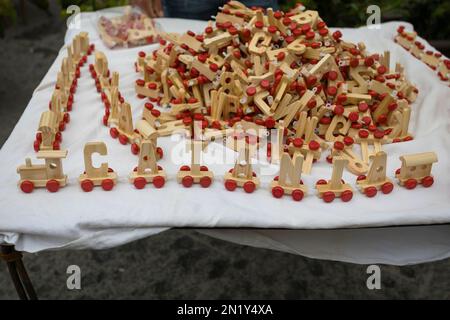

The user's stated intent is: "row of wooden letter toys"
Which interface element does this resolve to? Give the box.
[34,33,95,153]
[17,140,437,204]
[395,26,450,85]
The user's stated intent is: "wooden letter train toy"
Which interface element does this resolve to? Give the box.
[356,151,394,197]
[177,138,214,188]
[316,157,354,203]
[271,153,308,201]
[224,143,260,194]
[17,150,68,193]
[130,140,167,189]
[395,152,437,189]
[79,142,118,192]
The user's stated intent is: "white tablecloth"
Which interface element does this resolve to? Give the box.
[1,8,449,264]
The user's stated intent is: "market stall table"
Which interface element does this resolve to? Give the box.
[1,8,450,296]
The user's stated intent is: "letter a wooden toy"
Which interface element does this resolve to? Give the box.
[79,142,118,192]
[271,153,308,201]
[130,140,166,189]
[356,151,394,197]
[316,157,354,203]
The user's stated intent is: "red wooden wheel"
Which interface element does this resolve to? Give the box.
[364,186,377,198]
[118,134,128,145]
[341,190,353,202]
[180,165,191,171]
[243,181,256,193]
[110,127,119,139]
[316,179,327,186]
[182,176,194,188]
[271,186,284,198]
[381,182,394,194]
[20,180,34,194]
[33,140,40,152]
[200,176,212,188]
[225,179,237,191]
[156,147,163,159]
[64,113,70,123]
[422,176,434,188]
[131,143,140,155]
[133,177,147,190]
[81,179,94,192]
[322,191,335,203]
[405,178,417,190]
[200,166,209,171]
[292,189,304,202]
[103,115,109,126]
[53,141,60,150]
[101,179,114,191]
[153,176,165,188]
[58,122,66,132]
[46,179,60,193]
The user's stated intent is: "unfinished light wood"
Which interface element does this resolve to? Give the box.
[396,152,438,189]
[270,153,308,201]
[79,142,117,191]
[356,151,394,197]
[316,157,354,202]
[224,143,260,193]
[177,139,214,188]
[129,140,166,189]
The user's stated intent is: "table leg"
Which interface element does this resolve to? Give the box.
[0,244,38,300]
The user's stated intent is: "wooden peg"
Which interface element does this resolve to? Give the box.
[79,142,117,192]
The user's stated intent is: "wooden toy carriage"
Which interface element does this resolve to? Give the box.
[395,152,437,189]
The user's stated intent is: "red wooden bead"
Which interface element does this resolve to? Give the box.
[272,186,284,198]
[327,86,337,96]
[334,141,344,150]
[364,57,374,67]
[243,181,256,193]
[358,102,369,112]
[343,136,354,146]
[348,112,359,122]
[334,105,344,115]
[309,140,320,151]
[365,186,377,198]
[323,191,335,203]
[293,138,303,148]
[381,182,394,194]
[358,129,369,139]
[101,179,114,191]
